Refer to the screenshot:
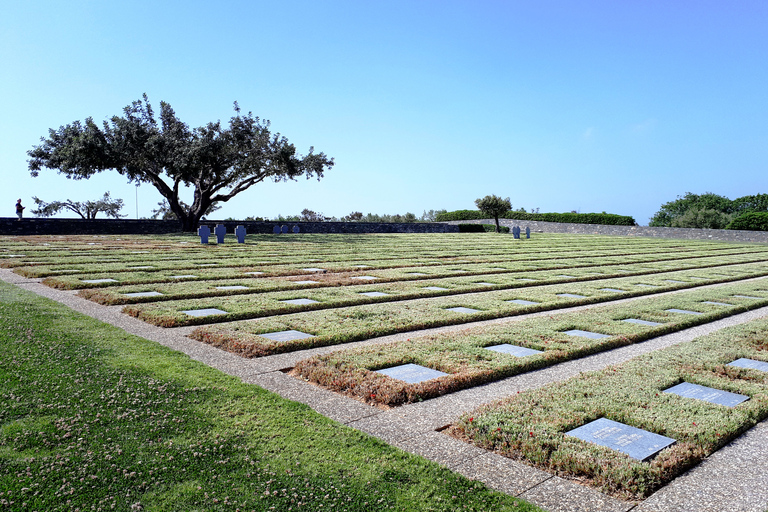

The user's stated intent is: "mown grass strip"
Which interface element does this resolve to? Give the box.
[140,261,768,328]
[447,316,768,501]
[292,281,768,408]
[0,281,538,512]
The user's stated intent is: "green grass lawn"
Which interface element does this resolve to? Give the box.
[0,281,539,512]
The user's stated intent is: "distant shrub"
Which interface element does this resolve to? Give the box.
[727,212,768,231]
[438,210,636,226]
[457,223,510,233]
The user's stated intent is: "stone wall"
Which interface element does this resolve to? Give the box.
[0,218,459,236]
[445,219,768,243]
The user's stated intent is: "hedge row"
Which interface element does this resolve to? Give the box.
[727,212,768,231]
[436,210,637,226]
[457,224,511,233]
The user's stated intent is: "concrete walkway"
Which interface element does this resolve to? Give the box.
[3,268,768,512]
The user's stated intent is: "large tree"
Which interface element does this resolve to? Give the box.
[28,95,334,231]
[31,192,125,219]
[475,194,511,233]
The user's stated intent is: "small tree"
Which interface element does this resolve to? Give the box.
[150,199,221,220]
[474,195,511,232]
[31,192,125,219]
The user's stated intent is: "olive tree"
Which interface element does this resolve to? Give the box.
[31,192,125,219]
[28,95,334,231]
[475,195,511,232]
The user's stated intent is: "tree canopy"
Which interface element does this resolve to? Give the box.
[475,195,511,232]
[31,192,125,219]
[649,192,768,228]
[28,95,334,231]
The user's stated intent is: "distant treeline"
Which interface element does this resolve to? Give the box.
[649,193,768,231]
[436,210,637,226]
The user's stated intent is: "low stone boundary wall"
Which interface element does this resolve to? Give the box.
[0,218,459,236]
[445,219,768,243]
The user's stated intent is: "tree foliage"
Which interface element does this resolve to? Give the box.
[150,199,221,221]
[28,94,334,231]
[649,192,768,229]
[31,192,125,219]
[474,195,512,232]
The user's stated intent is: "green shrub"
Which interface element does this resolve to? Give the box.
[437,210,636,226]
[727,212,768,231]
[457,224,510,233]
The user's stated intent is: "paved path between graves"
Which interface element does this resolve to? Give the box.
[3,267,768,512]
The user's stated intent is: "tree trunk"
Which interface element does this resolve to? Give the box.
[494,216,500,233]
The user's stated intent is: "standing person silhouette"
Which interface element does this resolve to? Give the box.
[15,199,24,220]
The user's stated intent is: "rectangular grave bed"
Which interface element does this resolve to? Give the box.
[506,299,539,305]
[622,318,663,326]
[663,382,749,407]
[665,308,703,315]
[375,363,448,384]
[728,358,768,373]
[258,330,315,342]
[485,344,543,357]
[566,418,675,462]
[563,329,611,339]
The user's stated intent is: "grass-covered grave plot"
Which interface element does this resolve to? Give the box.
[447,316,768,501]
[291,281,768,407]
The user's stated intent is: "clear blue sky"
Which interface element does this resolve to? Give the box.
[2,1,767,225]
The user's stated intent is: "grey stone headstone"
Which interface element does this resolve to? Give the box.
[423,286,448,291]
[197,225,211,244]
[446,306,480,314]
[215,285,249,290]
[622,318,663,326]
[244,271,264,276]
[601,288,626,293]
[506,299,539,305]
[728,358,768,373]
[281,225,289,234]
[635,283,659,287]
[485,344,543,357]
[376,363,448,384]
[664,382,749,407]
[702,301,732,306]
[258,330,315,342]
[563,329,611,339]
[557,275,576,279]
[475,282,496,286]
[182,308,227,317]
[214,224,227,243]
[665,308,703,315]
[406,272,427,276]
[517,278,536,282]
[525,226,530,238]
[558,293,587,299]
[294,280,319,285]
[82,278,118,284]
[359,291,389,297]
[124,291,163,298]
[128,266,154,270]
[733,295,764,300]
[566,418,676,461]
[665,280,687,284]
[302,267,326,273]
[351,276,378,281]
[170,274,197,279]
[273,225,281,234]
[235,225,246,243]
[292,225,300,233]
[282,298,319,305]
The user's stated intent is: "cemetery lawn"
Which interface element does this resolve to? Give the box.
[0,281,539,512]
[293,280,768,406]
[448,317,768,501]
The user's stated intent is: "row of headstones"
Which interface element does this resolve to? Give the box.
[197,224,302,244]
[512,226,531,239]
